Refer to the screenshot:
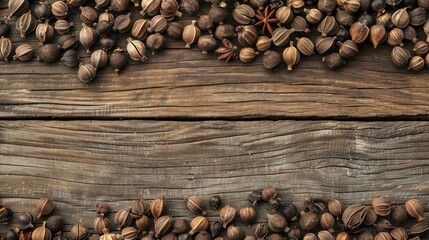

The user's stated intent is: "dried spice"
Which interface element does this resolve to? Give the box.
[319,15,339,37]
[197,15,214,33]
[276,6,294,25]
[37,44,60,63]
[80,23,97,53]
[233,3,256,25]
[37,198,55,218]
[328,199,344,219]
[405,199,424,221]
[95,21,112,36]
[209,6,228,24]
[131,200,150,219]
[167,22,184,40]
[198,35,217,54]
[110,48,127,73]
[68,0,87,7]
[101,37,116,51]
[16,11,37,38]
[256,36,272,52]
[58,34,78,51]
[304,8,323,24]
[141,0,162,16]
[99,10,114,24]
[370,25,386,48]
[113,13,132,33]
[51,1,68,19]
[183,20,201,48]
[320,213,335,233]
[0,20,10,37]
[323,52,345,69]
[109,0,129,12]
[0,37,12,62]
[409,7,426,26]
[54,20,73,35]
[160,0,182,21]
[8,0,29,20]
[254,6,278,35]
[350,21,369,43]
[263,50,282,70]
[271,27,295,47]
[336,9,354,27]
[390,227,408,240]
[148,15,168,33]
[185,196,207,216]
[78,63,97,83]
[189,216,209,235]
[391,8,410,28]
[315,36,336,55]
[182,0,200,16]
[341,204,367,230]
[136,215,150,233]
[210,221,222,237]
[17,212,34,229]
[115,208,133,230]
[227,226,245,240]
[209,196,222,210]
[122,227,139,240]
[127,38,148,61]
[154,216,174,238]
[61,50,79,67]
[283,204,298,221]
[220,204,237,227]
[91,49,109,70]
[391,46,411,67]
[32,222,52,240]
[173,219,189,234]
[299,211,319,231]
[71,224,90,240]
[46,215,64,233]
[364,208,378,225]
[408,222,429,235]
[267,213,290,232]
[291,16,310,33]
[34,1,52,22]
[239,206,256,226]
[375,232,392,240]
[36,22,54,46]
[95,0,110,9]
[391,206,408,224]
[215,24,235,40]
[387,28,404,47]
[318,0,336,15]
[151,196,167,220]
[80,6,97,24]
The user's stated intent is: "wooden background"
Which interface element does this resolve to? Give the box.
[0,0,429,238]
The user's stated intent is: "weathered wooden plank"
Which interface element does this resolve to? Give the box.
[1,4,429,119]
[0,120,428,234]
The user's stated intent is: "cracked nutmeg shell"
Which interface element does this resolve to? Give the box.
[79,23,97,53]
[363,208,378,225]
[113,13,132,33]
[54,20,73,35]
[51,1,68,19]
[189,216,209,235]
[101,229,120,240]
[114,208,133,230]
[132,19,150,40]
[32,222,52,240]
[16,10,37,38]
[78,63,97,83]
[299,211,319,231]
[255,224,269,240]
[233,3,255,25]
[151,196,167,220]
[198,35,217,54]
[36,22,55,46]
[140,0,162,16]
[405,199,425,222]
[408,221,429,235]
[237,25,258,47]
[131,200,150,219]
[341,204,367,230]
[318,15,339,37]
[183,20,201,48]
[71,224,90,240]
[342,0,361,14]
[220,205,237,228]
[315,36,336,55]
[296,37,314,56]
[338,40,359,59]
[37,198,55,218]
[110,48,127,73]
[185,196,207,216]
[0,37,12,62]
[271,27,295,47]
[61,50,79,67]
[90,49,109,71]
[239,206,257,226]
[148,15,168,33]
[154,215,174,238]
[7,0,29,20]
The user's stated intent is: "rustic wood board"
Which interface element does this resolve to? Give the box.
[1,4,429,119]
[0,120,428,234]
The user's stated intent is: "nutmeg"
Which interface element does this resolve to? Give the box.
[113,13,132,33]
[132,19,150,40]
[16,10,37,38]
[227,226,245,240]
[32,222,52,240]
[61,50,79,67]
[183,20,201,48]
[17,212,34,229]
[350,21,369,44]
[13,43,33,61]
[338,40,359,59]
[36,198,55,218]
[71,224,90,240]
[37,44,60,63]
[237,25,258,47]
[304,233,318,240]
[154,216,174,238]
[109,0,129,12]
[391,206,408,224]
[46,215,64,233]
[336,232,351,240]
[99,10,114,24]
[390,228,408,240]
[189,216,209,235]
[167,22,184,40]
[276,6,294,25]
[215,24,235,40]
[283,41,300,71]
[267,213,290,232]
[34,1,52,22]
[391,8,410,28]
[79,23,97,53]
[51,1,68,19]
[151,196,167,220]
[148,15,168,33]
[315,36,336,55]
[91,49,108,70]
[358,231,374,240]
[121,227,139,240]
[320,213,335,233]
[283,204,298,221]
[210,221,222,237]
[95,20,112,37]
[185,196,207,216]
[220,205,237,228]
[209,6,228,24]
[370,24,386,48]
[160,0,182,20]
[387,28,404,47]
[136,215,150,234]
[299,211,319,231]
[291,16,310,33]
[173,219,189,235]
[7,0,29,20]
[114,208,133,230]
[101,37,116,51]
[198,35,217,54]
[130,200,149,219]
[110,48,127,73]
[391,46,411,67]
[80,6,97,24]
[239,206,257,225]
[318,15,339,37]
[263,50,281,70]
[0,20,10,37]
[256,36,272,52]
[405,199,425,221]
[374,232,392,240]
[233,3,256,25]
[78,64,97,82]
[328,199,344,219]
[58,34,78,51]
[272,27,295,47]
[318,231,334,240]
[304,8,323,24]
[364,208,377,225]
[336,9,354,27]
[54,20,73,35]
[318,0,336,15]
[343,0,361,14]
[182,0,200,16]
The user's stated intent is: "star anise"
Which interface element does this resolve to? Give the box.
[215,39,238,63]
[254,6,278,35]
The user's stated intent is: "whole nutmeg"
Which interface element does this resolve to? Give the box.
[320,213,335,233]
[318,231,334,240]
[220,205,237,228]
[328,199,344,219]
[291,16,310,33]
[358,231,374,240]
[239,206,257,225]
[209,6,228,24]
[109,0,129,12]
[160,0,182,21]
[185,196,207,216]
[209,196,221,210]
[335,9,354,27]
[145,32,166,53]
[16,10,37,38]
[336,232,351,240]
[283,41,300,71]
[343,0,361,14]
[189,216,208,235]
[392,47,411,67]
[299,211,319,231]
[167,22,183,40]
[58,34,78,51]
[391,206,408,224]
[372,197,391,216]
[113,13,132,33]
[215,24,235,40]
[198,15,214,33]
[182,0,200,16]
[51,1,69,19]
[261,187,277,201]
[17,212,34,229]
[318,15,339,37]
[13,44,33,61]
[267,213,290,232]
[254,36,271,52]
[127,38,147,61]
[71,224,90,240]
[338,40,358,59]
[198,35,217,54]
[263,50,282,70]
[409,7,426,26]
[110,48,127,73]
[37,198,55,218]
[78,64,97,83]
[7,0,29,20]
[374,232,392,240]
[34,1,52,22]
[183,20,201,48]
[387,28,404,47]
[391,8,409,28]
[342,204,366,230]
[318,0,336,15]
[149,15,168,33]
[37,44,60,63]
[130,200,149,219]
[304,8,323,24]
[173,219,189,234]
[271,27,295,47]
[101,37,116,51]
[132,19,150,40]
[95,21,112,37]
[150,196,167,220]
[276,6,294,25]
[80,23,97,53]
[121,227,139,240]
[237,25,258,47]
[413,41,429,56]
[233,3,255,25]
[390,228,408,240]
[91,49,109,70]
[0,20,11,37]
[304,233,318,240]
[114,208,133,230]
[364,208,378,225]
[369,25,386,48]
[136,215,150,233]
[61,50,79,67]
[46,215,64,233]
[405,199,424,221]
[210,221,222,238]
[227,226,245,240]
[359,12,374,26]
[80,6,97,24]
[315,36,336,55]
[155,216,174,238]
[32,222,52,240]
[99,10,114,24]
[350,21,369,44]
[54,20,73,35]
[290,0,305,13]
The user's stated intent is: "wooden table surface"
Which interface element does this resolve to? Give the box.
[0,0,429,238]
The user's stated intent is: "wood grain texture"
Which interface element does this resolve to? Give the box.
[1,4,429,119]
[0,120,428,235]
